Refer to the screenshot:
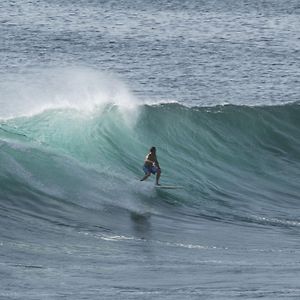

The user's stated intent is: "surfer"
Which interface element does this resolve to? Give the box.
[140,146,161,185]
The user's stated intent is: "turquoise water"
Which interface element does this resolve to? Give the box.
[1,102,300,298]
[1,0,300,298]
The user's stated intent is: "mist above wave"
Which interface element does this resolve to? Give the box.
[0,67,138,119]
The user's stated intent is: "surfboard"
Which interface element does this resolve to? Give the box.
[155,185,183,189]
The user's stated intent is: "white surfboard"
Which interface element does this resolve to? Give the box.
[155,185,183,189]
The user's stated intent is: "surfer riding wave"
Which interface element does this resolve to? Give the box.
[140,146,161,185]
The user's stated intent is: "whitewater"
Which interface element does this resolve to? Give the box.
[1,0,300,299]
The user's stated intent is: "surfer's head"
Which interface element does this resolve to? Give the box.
[150,146,156,153]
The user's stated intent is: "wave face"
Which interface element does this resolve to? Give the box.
[1,102,299,224]
[1,102,300,298]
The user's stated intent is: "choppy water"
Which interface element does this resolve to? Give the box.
[1,0,300,299]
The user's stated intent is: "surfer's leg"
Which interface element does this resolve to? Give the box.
[140,173,151,181]
[141,166,151,181]
[155,169,161,185]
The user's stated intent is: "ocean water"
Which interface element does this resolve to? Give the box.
[1,0,300,299]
